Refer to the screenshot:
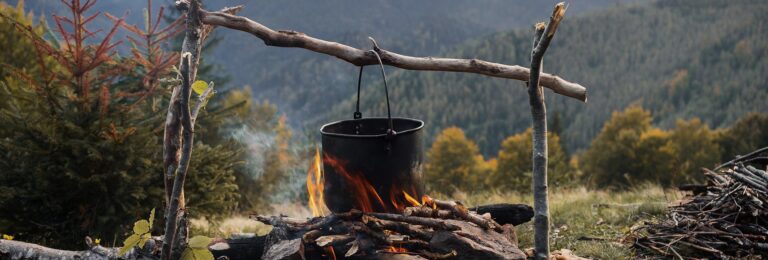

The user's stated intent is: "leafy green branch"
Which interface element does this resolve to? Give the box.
[181,235,214,260]
[119,208,155,256]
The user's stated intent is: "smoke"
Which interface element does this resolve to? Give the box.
[227,125,275,181]
[226,124,317,207]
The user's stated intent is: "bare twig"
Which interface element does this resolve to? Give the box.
[714,146,768,171]
[198,8,587,102]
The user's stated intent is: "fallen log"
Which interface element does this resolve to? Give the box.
[471,203,534,226]
[0,237,159,260]
[210,235,266,260]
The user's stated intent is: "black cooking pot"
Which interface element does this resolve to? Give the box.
[320,51,425,213]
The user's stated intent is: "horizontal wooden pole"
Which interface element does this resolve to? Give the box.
[199,7,587,102]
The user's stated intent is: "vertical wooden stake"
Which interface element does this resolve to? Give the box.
[527,3,566,259]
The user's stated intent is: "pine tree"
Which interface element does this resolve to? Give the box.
[0,0,241,248]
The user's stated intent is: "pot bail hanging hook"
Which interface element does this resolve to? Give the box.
[354,65,363,120]
[368,48,396,139]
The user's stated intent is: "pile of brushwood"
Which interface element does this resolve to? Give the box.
[630,147,768,258]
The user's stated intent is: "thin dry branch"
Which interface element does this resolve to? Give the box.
[198,7,588,102]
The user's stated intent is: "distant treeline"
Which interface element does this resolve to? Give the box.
[323,0,768,156]
[424,106,768,195]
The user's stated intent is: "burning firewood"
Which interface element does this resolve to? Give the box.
[427,199,502,231]
[234,204,529,260]
[630,147,768,258]
[403,207,452,219]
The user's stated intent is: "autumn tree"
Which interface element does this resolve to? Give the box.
[664,118,721,184]
[582,105,654,188]
[424,127,489,195]
[493,128,573,192]
[718,112,768,160]
[583,105,726,188]
[632,128,675,185]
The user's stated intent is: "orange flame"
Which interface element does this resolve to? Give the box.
[307,148,330,216]
[324,246,337,260]
[422,195,436,209]
[323,154,387,212]
[306,150,428,214]
[403,191,422,207]
[386,246,408,253]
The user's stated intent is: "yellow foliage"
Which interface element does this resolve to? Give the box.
[119,208,155,256]
[584,105,722,188]
[665,118,721,183]
[493,128,573,192]
[424,127,488,194]
[182,236,215,260]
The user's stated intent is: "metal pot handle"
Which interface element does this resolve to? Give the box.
[354,50,396,137]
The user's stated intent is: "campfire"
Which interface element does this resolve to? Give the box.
[246,150,532,260]
[231,51,534,259]
[230,47,535,260]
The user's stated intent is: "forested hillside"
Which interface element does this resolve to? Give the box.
[15,0,647,153]
[319,0,768,155]
[201,0,632,123]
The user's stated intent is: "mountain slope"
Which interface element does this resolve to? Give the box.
[15,0,634,133]
[201,0,637,122]
[321,0,768,155]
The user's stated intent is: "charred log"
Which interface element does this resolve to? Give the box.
[470,203,534,226]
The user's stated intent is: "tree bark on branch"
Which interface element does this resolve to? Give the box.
[163,3,242,207]
[198,7,587,102]
[0,237,155,260]
[160,1,237,259]
[528,3,567,260]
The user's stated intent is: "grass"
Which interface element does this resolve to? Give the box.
[454,183,679,259]
[194,184,679,259]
